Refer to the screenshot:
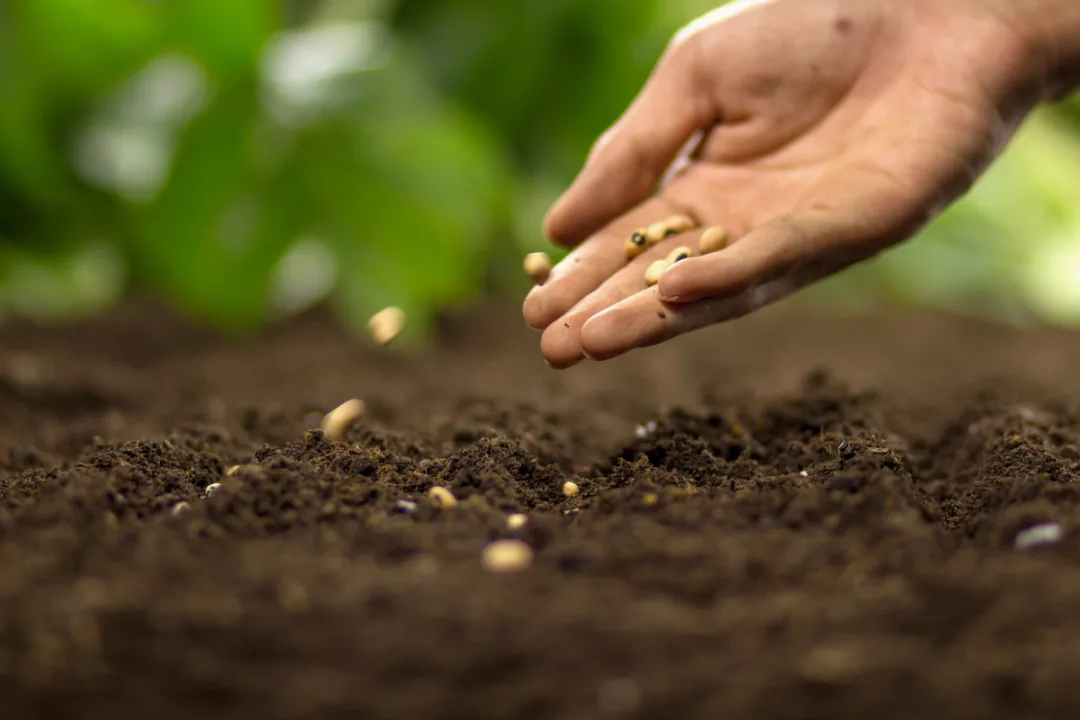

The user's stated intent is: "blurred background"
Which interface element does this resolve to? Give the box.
[1,0,1079,345]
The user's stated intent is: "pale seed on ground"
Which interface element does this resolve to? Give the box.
[427,486,457,508]
[523,252,553,284]
[170,502,190,516]
[368,306,405,346]
[506,513,528,530]
[481,539,534,573]
[204,483,222,496]
[320,398,366,441]
[563,481,580,498]
[699,225,730,254]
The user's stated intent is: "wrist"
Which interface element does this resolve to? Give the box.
[991,0,1080,100]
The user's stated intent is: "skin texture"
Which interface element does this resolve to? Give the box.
[523,0,1080,369]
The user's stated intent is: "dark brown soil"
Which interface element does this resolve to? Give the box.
[4,300,1080,719]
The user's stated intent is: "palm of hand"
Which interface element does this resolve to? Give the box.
[524,0,1037,368]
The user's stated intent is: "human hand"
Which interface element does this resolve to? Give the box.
[523,0,1054,368]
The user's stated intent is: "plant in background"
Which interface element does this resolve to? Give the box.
[0,0,1078,340]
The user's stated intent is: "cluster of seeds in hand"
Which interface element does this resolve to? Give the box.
[626,214,696,259]
[629,218,730,287]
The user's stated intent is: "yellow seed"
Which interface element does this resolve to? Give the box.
[368,307,405,346]
[625,229,650,259]
[643,493,659,506]
[523,252,553,284]
[320,399,366,441]
[646,221,669,243]
[562,481,580,498]
[481,539,534,573]
[644,259,669,287]
[506,513,528,530]
[699,226,729,255]
[665,214,696,234]
[225,465,241,476]
[427,486,457,508]
[205,482,222,496]
[170,502,190,516]
[664,246,693,265]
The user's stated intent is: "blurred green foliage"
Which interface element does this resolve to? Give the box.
[1,0,1079,342]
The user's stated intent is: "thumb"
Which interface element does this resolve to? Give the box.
[543,34,714,247]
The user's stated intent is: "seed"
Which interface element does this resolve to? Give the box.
[320,398,366,441]
[562,481,580,498]
[644,259,669,287]
[646,221,670,243]
[643,493,659,506]
[170,502,190,516]
[1015,522,1064,549]
[481,539,534,573]
[506,513,528,530]
[523,252,553,284]
[665,246,693,265]
[666,214,696,234]
[625,229,650,259]
[225,465,241,476]
[699,226,729,254]
[368,306,405,346]
[204,483,222,496]
[427,486,457,508]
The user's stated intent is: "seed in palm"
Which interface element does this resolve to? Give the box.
[699,226,729,255]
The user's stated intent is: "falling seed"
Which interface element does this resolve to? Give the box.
[427,486,457,508]
[665,246,693,265]
[506,513,528,530]
[225,465,241,476]
[563,481,580,498]
[644,259,669,287]
[626,229,650,259]
[368,306,405,346]
[482,539,534,573]
[523,252,553,284]
[699,225,729,254]
[204,483,222,496]
[321,398,366,442]
[643,493,659,507]
[1015,522,1064,550]
[170,502,190,516]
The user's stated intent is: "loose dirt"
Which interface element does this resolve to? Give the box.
[3,301,1080,719]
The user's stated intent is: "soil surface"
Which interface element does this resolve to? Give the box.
[4,300,1080,719]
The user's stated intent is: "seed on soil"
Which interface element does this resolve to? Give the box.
[698,226,729,255]
[644,259,669,287]
[563,481,580,498]
[523,252,553,284]
[427,486,457,508]
[225,465,240,476]
[625,229,650,259]
[481,539,534,574]
[1015,522,1064,549]
[395,499,418,514]
[643,493,659,507]
[368,306,405,346]
[320,398,366,442]
[665,246,693,265]
[170,502,190,516]
[204,483,222,496]
[506,513,528,530]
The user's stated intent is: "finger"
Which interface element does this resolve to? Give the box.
[543,34,713,247]
[657,208,868,304]
[539,231,707,368]
[579,275,800,362]
[523,195,694,331]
